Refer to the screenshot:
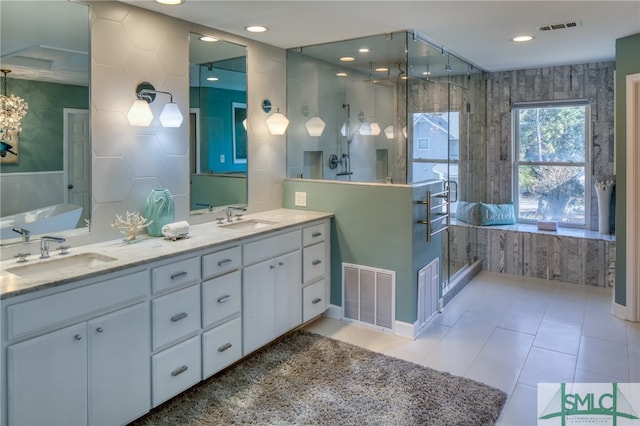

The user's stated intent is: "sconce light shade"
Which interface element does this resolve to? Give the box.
[266,112,289,135]
[242,118,247,130]
[340,123,348,137]
[305,116,326,136]
[359,121,372,136]
[384,125,394,139]
[159,102,183,127]
[369,122,381,136]
[402,126,408,138]
[127,99,154,126]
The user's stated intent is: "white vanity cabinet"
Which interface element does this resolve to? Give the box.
[5,271,150,426]
[1,211,332,426]
[302,222,330,322]
[242,230,302,355]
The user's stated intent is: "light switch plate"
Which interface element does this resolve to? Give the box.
[295,192,307,207]
[220,154,225,163]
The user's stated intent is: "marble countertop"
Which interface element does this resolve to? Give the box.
[0,209,332,300]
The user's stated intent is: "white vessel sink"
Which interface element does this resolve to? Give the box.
[7,252,118,278]
[219,219,279,231]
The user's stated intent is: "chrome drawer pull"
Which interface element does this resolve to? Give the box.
[170,271,188,280]
[312,259,322,266]
[218,342,233,352]
[217,258,233,267]
[312,297,322,304]
[170,312,188,322]
[312,232,322,237]
[217,295,231,303]
[96,327,104,333]
[74,334,82,341]
[171,365,189,376]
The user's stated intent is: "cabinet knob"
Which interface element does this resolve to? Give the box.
[278,261,284,266]
[171,312,188,322]
[96,327,104,333]
[312,297,322,304]
[312,259,322,266]
[74,334,82,341]
[218,342,233,352]
[171,365,189,377]
[270,265,276,269]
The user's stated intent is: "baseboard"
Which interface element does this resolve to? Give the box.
[611,299,628,321]
[323,304,342,320]
[394,320,419,339]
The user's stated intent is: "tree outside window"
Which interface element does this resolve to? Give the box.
[514,101,590,226]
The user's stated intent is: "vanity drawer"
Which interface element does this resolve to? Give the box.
[243,230,301,265]
[152,256,200,294]
[202,316,242,379]
[152,334,201,407]
[303,279,327,323]
[202,246,241,280]
[202,270,241,328]
[303,223,326,247]
[7,270,149,340]
[152,284,201,350]
[303,242,326,284]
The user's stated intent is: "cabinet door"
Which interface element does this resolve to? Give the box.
[8,323,88,426]
[89,302,150,426]
[242,258,276,354]
[275,250,302,335]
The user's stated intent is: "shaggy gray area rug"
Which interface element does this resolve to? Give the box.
[132,330,506,425]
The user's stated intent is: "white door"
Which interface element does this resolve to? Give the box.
[64,108,90,225]
[8,323,88,426]
[89,302,150,425]
[275,250,302,335]
[243,258,277,354]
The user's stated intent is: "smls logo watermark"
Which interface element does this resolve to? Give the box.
[538,383,640,425]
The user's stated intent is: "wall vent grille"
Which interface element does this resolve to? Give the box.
[538,20,582,32]
[417,258,440,330]
[343,263,395,330]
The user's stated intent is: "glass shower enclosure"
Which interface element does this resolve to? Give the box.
[286,31,487,302]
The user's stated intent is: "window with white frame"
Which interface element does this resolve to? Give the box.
[513,100,590,226]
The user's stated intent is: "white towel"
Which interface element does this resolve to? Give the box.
[162,221,190,238]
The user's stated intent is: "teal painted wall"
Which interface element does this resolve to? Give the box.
[615,33,640,306]
[0,79,88,172]
[283,179,441,324]
[196,87,246,174]
[190,174,247,210]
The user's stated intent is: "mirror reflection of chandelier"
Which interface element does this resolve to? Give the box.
[0,69,28,144]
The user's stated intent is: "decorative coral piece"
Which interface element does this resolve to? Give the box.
[111,211,153,241]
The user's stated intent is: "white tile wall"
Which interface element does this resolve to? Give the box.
[88,1,286,241]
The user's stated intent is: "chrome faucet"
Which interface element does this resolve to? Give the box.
[224,206,246,222]
[40,236,66,259]
[12,227,30,243]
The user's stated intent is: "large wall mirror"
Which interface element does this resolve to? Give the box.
[189,33,247,212]
[0,0,90,241]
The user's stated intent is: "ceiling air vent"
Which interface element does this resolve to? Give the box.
[538,20,582,32]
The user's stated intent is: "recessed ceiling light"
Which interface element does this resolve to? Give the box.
[207,77,219,81]
[375,67,389,72]
[359,48,369,53]
[155,0,184,4]
[245,25,268,33]
[512,35,534,42]
[340,56,355,62]
[200,36,218,42]
[336,72,348,77]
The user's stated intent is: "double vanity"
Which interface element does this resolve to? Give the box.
[0,209,332,426]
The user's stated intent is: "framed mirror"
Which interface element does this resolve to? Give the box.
[0,0,90,241]
[189,33,247,212]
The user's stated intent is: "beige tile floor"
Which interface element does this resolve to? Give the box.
[303,270,639,426]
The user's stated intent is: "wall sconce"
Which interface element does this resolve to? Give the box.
[127,82,183,128]
[305,116,326,136]
[384,125,394,139]
[262,99,289,135]
[369,122,381,136]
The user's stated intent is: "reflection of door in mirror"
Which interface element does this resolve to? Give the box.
[0,1,90,240]
[189,33,248,212]
[64,109,90,226]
